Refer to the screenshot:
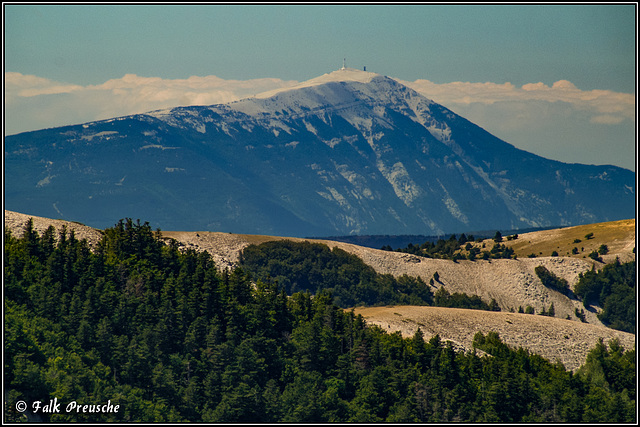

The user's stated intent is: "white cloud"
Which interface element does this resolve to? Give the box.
[401,78,635,126]
[590,114,626,125]
[4,72,83,99]
[4,72,298,134]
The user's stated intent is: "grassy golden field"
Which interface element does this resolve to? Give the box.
[472,219,635,260]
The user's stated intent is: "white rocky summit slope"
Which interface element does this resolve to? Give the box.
[255,67,380,98]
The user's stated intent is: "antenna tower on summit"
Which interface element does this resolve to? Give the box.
[341,58,346,70]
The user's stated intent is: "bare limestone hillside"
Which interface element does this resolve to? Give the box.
[165,221,635,327]
[4,210,104,249]
[5,210,636,370]
[353,305,635,371]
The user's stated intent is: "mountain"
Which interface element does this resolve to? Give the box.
[4,209,635,372]
[4,68,635,236]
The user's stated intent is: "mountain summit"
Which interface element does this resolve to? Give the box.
[5,68,635,235]
[255,67,381,97]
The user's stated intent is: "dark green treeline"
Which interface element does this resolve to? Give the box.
[4,219,636,422]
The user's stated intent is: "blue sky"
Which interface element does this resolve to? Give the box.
[4,4,637,170]
[5,4,635,89]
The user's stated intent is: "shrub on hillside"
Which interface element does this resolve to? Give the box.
[535,265,569,293]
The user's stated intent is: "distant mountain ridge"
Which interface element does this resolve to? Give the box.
[4,68,635,236]
[317,225,561,250]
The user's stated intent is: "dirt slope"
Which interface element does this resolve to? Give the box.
[165,221,635,327]
[353,305,635,371]
[4,210,104,249]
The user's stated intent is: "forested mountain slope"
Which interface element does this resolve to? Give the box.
[5,210,635,325]
[5,210,635,353]
[4,214,636,422]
